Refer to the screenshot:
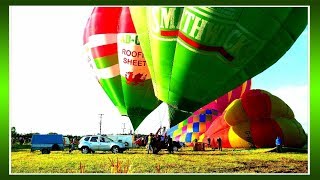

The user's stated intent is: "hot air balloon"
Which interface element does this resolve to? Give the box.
[130,7,308,118]
[167,80,251,145]
[84,7,161,130]
[202,89,307,148]
[83,7,127,116]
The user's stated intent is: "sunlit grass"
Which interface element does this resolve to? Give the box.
[11,147,308,174]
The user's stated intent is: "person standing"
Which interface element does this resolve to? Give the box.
[217,137,222,151]
[141,136,145,146]
[275,136,283,153]
[207,137,211,148]
[147,133,153,154]
[69,137,77,153]
[167,135,174,154]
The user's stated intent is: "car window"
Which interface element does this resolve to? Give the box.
[84,137,90,141]
[90,137,98,142]
[100,137,105,142]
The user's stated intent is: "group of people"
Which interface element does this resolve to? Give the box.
[205,136,284,152]
[200,137,222,151]
[146,133,174,154]
[144,134,283,153]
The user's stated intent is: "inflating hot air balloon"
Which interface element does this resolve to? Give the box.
[130,7,308,116]
[167,80,251,145]
[84,7,161,130]
[201,89,307,148]
[83,7,127,116]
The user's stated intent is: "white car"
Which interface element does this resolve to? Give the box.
[78,135,127,154]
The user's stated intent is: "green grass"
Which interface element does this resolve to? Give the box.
[11,147,308,174]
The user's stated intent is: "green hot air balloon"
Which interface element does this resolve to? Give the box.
[130,7,186,126]
[131,7,308,115]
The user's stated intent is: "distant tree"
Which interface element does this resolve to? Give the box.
[11,127,17,137]
[48,132,58,134]
[11,127,17,145]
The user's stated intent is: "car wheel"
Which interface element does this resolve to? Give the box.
[124,142,129,147]
[82,147,90,154]
[111,146,119,154]
[52,144,60,151]
[41,149,50,154]
[173,146,178,152]
[152,147,158,154]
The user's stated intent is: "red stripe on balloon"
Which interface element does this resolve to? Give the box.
[118,7,136,33]
[89,7,122,35]
[241,90,272,120]
[250,119,283,148]
[91,43,117,59]
[178,32,234,61]
[160,30,179,36]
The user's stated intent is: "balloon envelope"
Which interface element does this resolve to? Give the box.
[84,7,161,130]
[167,80,251,144]
[131,7,308,114]
[117,7,161,129]
[202,89,307,148]
[83,7,127,116]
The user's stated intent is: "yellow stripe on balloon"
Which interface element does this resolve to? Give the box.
[224,99,249,126]
[269,95,294,119]
[227,91,232,102]
[228,121,253,148]
[178,121,185,128]
[240,81,248,96]
[199,134,205,142]
[180,134,186,142]
[192,134,200,142]
[187,123,193,132]
[174,129,182,137]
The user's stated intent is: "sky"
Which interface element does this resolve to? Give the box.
[10,6,309,136]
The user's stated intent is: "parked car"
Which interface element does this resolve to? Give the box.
[107,134,134,148]
[78,135,127,154]
[134,135,148,147]
[31,134,65,154]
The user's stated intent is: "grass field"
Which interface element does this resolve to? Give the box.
[11,146,308,174]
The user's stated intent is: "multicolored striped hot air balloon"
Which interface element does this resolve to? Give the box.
[167,80,251,145]
[84,7,161,130]
[130,7,308,115]
[202,89,307,148]
[168,110,214,145]
[83,7,127,116]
